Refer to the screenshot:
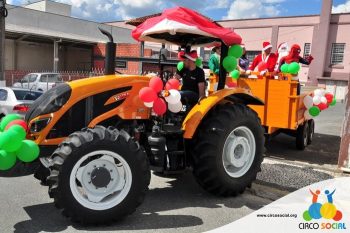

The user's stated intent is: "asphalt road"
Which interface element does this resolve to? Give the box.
[0,103,345,233]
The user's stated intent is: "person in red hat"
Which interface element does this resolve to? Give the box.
[247,41,277,75]
[277,44,314,71]
[175,50,206,104]
[275,42,289,70]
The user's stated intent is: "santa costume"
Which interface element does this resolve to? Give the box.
[248,42,277,73]
[275,42,289,70]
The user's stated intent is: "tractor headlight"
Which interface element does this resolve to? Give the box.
[30,118,51,133]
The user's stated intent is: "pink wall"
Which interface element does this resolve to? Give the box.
[218,13,350,83]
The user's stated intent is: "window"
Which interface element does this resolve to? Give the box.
[115,60,127,69]
[13,90,42,101]
[246,51,261,62]
[22,74,38,83]
[40,74,62,83]
[303,43,311,58]
[331,43,345,65]
[0,89,8,101]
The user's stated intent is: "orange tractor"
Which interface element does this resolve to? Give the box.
[26,7,312,225]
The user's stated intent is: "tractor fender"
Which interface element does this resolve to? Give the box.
[182,88,264,139]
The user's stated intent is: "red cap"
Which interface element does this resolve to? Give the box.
[181,50,198,62]
[262,41,272,51]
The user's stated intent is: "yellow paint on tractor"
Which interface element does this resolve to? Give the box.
[237,72,310,135]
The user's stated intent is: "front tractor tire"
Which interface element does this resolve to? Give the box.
[47,126,150,224]
[192,103,264,196]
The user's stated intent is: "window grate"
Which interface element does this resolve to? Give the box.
[246,51,261,62]
[303,43,311,58]
[331,43,345,65]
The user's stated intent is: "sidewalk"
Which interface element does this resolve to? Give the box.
[251,102,347,200]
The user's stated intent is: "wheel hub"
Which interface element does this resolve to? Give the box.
[222,126,256,178]
[70,151,132,211]
[225,136,250,168]
[90,167,112,188]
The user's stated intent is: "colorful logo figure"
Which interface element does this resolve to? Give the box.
[303,189,343,222]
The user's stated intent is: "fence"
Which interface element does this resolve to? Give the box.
[4,69,106,87]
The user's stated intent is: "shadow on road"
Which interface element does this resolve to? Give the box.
[13,172,264,233]
[265,133,340,166]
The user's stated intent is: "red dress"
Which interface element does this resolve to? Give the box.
[249,53,277,72]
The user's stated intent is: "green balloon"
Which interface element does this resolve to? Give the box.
[303,211,312,221]
[281,63,289,73]
[0,114,22,132]
[177,62,184,72]
[230,70,240,80]
[288,62,300,74]
[223,56,237,72]
[309,106,320,117]
[228,45,243,58]
[195,58,202,67]
[330,98,336,106]
[16,140,40,163]
[0,150,16,171]
[7,125,26,140]
[0,130,23,153]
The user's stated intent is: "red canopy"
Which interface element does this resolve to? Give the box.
[132,7,242,47]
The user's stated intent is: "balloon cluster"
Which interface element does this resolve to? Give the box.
[303,89,336,119]
[280,62,301,75]
[139,77,182,116]
[0,114,40,171]
[223,45,243,80]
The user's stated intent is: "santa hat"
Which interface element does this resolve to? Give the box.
[278,42,289,52]
[262,41,272,51]
[181,50,198,62]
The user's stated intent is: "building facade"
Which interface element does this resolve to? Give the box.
[218,1,349,100]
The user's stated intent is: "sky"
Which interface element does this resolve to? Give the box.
[6,0,350,22]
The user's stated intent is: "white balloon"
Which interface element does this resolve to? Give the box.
[313,95,321,105]
[168,101,183,113]
[314,89,326,97]
[320,96,327,104]
[303,95,314,109]
[165,89,181,104]
[144,102,153,108]
[304,110,313,120]
[320,89,326,96]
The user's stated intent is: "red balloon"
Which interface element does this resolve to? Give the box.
[5,119,28,132]
[317,102,328,111]
[325,93,334,103]
[153,97,167,116]
[258,62,267,72]
[139,87,157,103]
[149,77,164,93]
[333,210,342,221]
[165,79,180,90]
[226,82,237,88]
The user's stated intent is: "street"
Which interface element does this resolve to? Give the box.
[0,103,346,233]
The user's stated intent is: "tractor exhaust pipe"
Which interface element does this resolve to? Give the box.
[99,27,116,75]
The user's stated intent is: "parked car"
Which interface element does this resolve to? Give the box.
[13,73,63,92]
[0,87,43,118]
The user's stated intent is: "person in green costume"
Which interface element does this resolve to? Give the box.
[209,46,221,76]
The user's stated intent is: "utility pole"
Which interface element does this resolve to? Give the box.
[0,0,7,87]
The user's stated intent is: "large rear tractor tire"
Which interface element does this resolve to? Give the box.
[296,122,309,150]
[307,119,315,145]
[47,126,150,224]
[191,103,264,196]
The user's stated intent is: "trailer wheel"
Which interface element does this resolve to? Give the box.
[307,119,315,145]
[47,126,150,224]
[296,123,309,150]
[191,103,264,196]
